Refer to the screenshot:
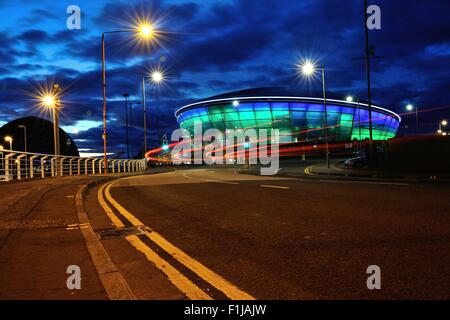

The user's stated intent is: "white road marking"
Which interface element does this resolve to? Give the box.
[182,173,239,185]
[260,184,291,189]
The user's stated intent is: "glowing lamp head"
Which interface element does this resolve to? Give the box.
[406,104,414,111]
[442,120,448,126]
[232,100,240,107]
[151,71,163,84]
[346,96,354,102]
[139,24,154,38]
[300,61,316,76]
[4,136,12,142]
[42,95,56,107]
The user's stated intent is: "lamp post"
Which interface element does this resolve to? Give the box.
[129,102,141,157]
[142,76,147,156]
[141,70,165,157]
[346,96,362,153]
[18,125,28,178]
[406,104,419,134]
[299,60,330,168]
[0,145,3,174]
[41,85,61,156]
[439,120,448,135]
[4,136,13,150]
[123,93,130,159]
[101,23,156,173]
[363,0,374,165]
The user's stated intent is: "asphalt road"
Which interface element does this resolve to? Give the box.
[95,168,450,299]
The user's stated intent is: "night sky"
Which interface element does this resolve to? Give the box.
[0,0,449,156]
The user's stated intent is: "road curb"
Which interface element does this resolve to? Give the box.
[75,177,136,300]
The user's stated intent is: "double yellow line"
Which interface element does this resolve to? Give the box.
[98,180,255,300]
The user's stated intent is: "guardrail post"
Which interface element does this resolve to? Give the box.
[77,158,81,175]
[69,158,74,176]
[99,159,103,174]
[84,159,89,175]
[41,156,48,178]
[128,160,131,172]
[16,154,26,180]
[112,160,116,173]
[92,159,97,174]
[60,158,66,176]
[5,153,16,181]
[29,155,38,179]
[50,157,57,177]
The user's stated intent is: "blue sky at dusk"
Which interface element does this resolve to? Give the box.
[0,0,449,156]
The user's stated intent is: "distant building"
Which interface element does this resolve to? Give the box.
[175,87,401,143]
[0,116,79,156]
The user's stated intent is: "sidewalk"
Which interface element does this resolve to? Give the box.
[0,176,110,299]
[239,159,450,183]
[309,160,450,182]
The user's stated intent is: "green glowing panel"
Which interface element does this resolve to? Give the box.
[255,110,272,120]
[209,113,224,123]
[239,111,255,121]
[224,112,239,122]
[240,120,257,128]
[272,110,289,118]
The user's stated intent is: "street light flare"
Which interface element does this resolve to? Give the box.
[300,60,316,76]
[42,95,56,107]
[138,23,154,38]
[151,71,163,83]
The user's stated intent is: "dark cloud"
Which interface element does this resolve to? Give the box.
[1,0,449,153]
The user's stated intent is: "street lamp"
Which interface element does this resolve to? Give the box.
[40,84,61,156]
[0,145,3,175]
[18,125,28,178]
[123,93,130,159]
[299,60,330,168]
[129,101,141,157]
[141,70,165,157]
[439,120,448,136]
[101,22,158,173]
[4,136,13,150]
[406,104,419,133]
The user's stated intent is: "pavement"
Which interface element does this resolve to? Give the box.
[0,169,168,300]
[1,167,450,299]
[0,175,109,299]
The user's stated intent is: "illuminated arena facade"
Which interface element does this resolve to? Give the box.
[175,88,401,144]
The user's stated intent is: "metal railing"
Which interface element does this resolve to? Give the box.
[0,148,146,182]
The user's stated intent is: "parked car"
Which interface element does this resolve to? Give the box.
[344,156,366,168]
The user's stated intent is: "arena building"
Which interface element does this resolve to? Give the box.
[175,87,401,144]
